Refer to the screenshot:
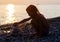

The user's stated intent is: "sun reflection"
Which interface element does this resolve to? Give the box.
[5,4,15,24]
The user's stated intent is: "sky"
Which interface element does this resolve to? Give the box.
[0,0,60,5]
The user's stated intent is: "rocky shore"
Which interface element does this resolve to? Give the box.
[0,17,60,42]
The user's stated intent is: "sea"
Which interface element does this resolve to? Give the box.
[0,4,60,25]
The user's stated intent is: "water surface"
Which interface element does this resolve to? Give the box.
[0,4,60,25]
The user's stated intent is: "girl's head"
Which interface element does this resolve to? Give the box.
[26,5,39,17]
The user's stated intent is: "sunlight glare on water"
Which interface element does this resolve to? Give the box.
[5,4,16,24]
[0,5,60,25]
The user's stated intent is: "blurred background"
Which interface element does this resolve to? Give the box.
[0,0,60,25]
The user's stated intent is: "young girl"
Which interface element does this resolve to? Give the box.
[26,5,49,37]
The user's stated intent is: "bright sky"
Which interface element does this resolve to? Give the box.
[0,0,60,5]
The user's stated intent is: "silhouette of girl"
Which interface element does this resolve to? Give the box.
[26,5,49,37]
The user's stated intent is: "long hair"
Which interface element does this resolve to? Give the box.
[26,5,39,18]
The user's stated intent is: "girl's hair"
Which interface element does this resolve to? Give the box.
[26,5,39,17]
[26,5,38,12]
